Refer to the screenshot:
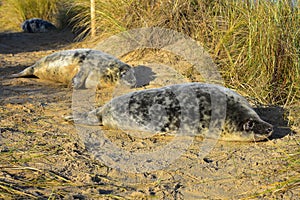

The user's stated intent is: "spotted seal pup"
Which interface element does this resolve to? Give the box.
[71,82,273,142]
[22,18,57,33]
[9,49,135,89]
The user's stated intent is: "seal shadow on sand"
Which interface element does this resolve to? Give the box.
[0,79,69,105]
[254,106,292,139]
[0,31,75,54]
[0,64,33,77]
[132,65,156,87]
[0,64,70,104]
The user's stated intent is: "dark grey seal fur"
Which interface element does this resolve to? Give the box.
[9,49,135,89]
[72,83,273,142]
[22,18,56,33]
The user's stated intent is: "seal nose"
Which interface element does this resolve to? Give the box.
[266,127,273,134]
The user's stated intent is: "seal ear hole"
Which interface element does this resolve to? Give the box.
[243,119,255,131]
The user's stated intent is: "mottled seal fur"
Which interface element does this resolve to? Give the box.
[72,83,273,141]
[9,49,135,89]
[22,18,56,33]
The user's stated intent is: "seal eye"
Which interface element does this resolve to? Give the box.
[243,119,255,131]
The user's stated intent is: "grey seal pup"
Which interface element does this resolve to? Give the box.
[71,83,273,142]
[9,49,135,89]
[22,18,56,33]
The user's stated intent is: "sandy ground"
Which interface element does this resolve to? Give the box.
[0,31,299,199]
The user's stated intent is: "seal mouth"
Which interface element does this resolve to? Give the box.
[253,126,273,141]
[253,134,270,141]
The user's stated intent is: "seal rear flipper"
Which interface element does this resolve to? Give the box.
[64,109,102,126]
[7,66,35,78]
[64,115,101,126]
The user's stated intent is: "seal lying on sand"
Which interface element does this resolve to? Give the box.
[22,18,56,33]
[70,83,273,141]
[9,49,135,89]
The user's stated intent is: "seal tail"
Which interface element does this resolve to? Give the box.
[7,66,35,78]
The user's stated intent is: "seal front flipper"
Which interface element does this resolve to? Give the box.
[72,67,89,89]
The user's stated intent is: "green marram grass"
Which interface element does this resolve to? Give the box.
[68,0,299,106]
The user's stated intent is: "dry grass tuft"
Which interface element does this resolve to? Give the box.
[0,0,60,31]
